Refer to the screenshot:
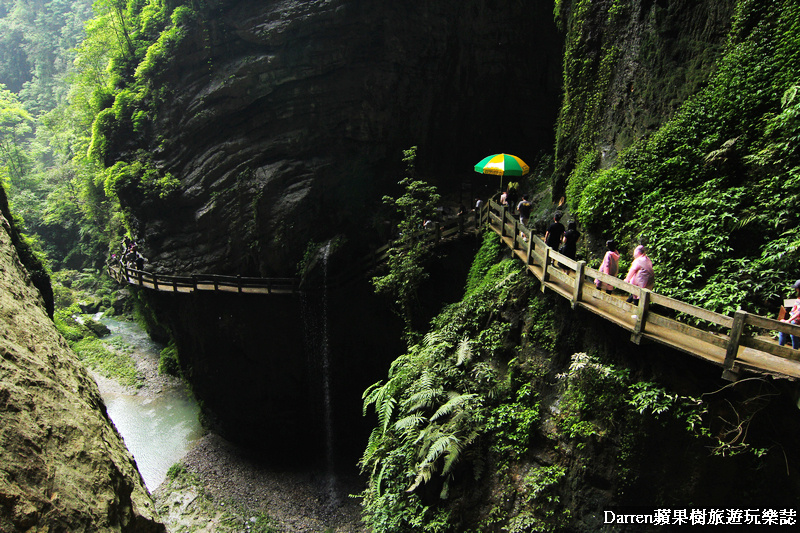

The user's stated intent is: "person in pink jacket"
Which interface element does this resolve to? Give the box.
[779,280,800,349]
[595,239,620,294]
[625,244,654,303]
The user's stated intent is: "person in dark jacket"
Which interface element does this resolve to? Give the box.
[560,220,580,260]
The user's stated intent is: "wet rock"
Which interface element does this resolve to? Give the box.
[0,208,165,531]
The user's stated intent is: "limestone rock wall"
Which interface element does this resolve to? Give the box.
[123,0,562,277]
[0,204,164,531]
[553,0,737,196]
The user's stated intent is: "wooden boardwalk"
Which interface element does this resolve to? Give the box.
[107,209,488,294]
[108,199,800,380]
[486,200,800,381]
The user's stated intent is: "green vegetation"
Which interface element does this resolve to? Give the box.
[558,0,800,316]
[159,339,180,376]
[51,269,143,387]
[361,230,532,531]
[0,0,200,273]
[372,147,442,337]
[54,302,142,388]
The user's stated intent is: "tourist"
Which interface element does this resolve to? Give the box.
[474,197,483,211]
[624,245,655,303]
[517,195,533,226]
[779,280,800,349]
[560,220,580,261]
[507,184,519,210]
[500,190,508,206]
[595,239,620,294]
[544,211,565,250]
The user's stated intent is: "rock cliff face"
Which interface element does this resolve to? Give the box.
[0,190,165,532]
[124,0,562,277]
[113,0,562,458]
[553,0,737,196]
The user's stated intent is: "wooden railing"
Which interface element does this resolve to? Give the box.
[486,199,800,381]
[108,206,491,294]
[107,264,300,294]
[364,207,489,270]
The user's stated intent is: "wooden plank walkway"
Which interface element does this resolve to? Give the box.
[488,200,800,381]
[109,198,800,380]
[108,208,490,295]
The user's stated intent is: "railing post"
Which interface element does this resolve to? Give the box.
[631,289,651,344]
[213,278,219,291]
[512,218,519,250]
[541,247,551,292]
[525,230,533,266]
[572,261,586,309]
[237,275,243,293]
[172,279,178,292]
[152,274,159,291]
[137,270,143,286]
[499,205,507,238]
[192,275,198,291]
[722,310,747,381]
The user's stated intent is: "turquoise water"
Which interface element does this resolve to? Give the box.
[98,317,203,491]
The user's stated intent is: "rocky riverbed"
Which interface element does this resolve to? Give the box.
[154,433,367,533]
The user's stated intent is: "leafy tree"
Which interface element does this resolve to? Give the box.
[372,147,441,336]
[0,83,32,186]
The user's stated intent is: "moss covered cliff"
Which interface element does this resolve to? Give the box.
[358,1,800,528]
[557,0,800,316]
[0,190,165,531]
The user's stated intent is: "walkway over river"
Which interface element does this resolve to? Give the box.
[108,200,800,381]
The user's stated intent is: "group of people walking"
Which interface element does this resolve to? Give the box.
[540,209,655,303]
[112,236,146,271]
[493,190,798,350]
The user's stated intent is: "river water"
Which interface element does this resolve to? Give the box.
[96,317,203,491]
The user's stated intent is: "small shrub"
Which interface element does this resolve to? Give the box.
[159,340,181,376]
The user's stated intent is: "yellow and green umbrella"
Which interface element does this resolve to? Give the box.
[474,153,530,190]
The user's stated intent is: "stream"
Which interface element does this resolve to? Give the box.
[95,317,203,491]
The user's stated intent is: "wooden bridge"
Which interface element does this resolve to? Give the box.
[485,199,800,381]
[108,199,800,380]
[107,208,488,294]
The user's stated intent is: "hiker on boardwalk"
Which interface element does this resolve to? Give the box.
[624,245,655,303]
[779,280,800,349]
[517,195,533,226]
[544,211,565,250]
[560,220,580,261]
[595,239,620,294]
[500,190,509,207]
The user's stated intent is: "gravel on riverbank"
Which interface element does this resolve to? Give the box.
[154,433,369,532]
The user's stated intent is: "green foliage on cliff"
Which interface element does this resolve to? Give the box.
[464,230,502,294]
[562,0,800,315]
[372,156,442,335]
[361,231,530,531]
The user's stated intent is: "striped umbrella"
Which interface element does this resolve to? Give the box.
[474,153,530,190]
